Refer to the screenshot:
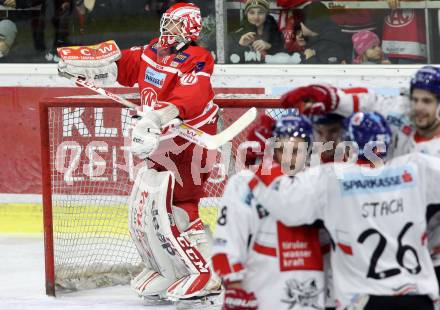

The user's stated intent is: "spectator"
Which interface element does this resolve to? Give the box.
[352,30,390,64]
[265,25,316,64]
[292,25,317,61]
[382,2,427,64]
[299,1,347,64]
[276,0,305,53]
[329,1,380,62]
[0,19,17,59]
[229,0,285,64]
[1,0,45,58]
[44,0,74,62]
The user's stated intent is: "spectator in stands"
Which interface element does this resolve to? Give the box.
[1,0,46,58]
[276,0,305,53]
[382,0,427,64]
[352,30,390,64]
[228,0,285,64]
[299,1,347,64]
[329,1,379,62]
[0,19,17,59]
[44,0,73,62]
[265,24,316,64]
[292,25,316,61]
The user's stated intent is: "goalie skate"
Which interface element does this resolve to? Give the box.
[174,290,224,310]
[131,268,174,301]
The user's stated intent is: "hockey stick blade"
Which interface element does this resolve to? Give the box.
[60,73,257,149]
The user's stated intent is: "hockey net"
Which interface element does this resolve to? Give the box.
[40,94,283,296]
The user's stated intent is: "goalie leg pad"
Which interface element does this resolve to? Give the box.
[149,177,221,299]
[165,219,222,300]
[128,166,187,296]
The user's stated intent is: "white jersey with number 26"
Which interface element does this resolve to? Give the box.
[252,153,440,309]
[336,91,440,267]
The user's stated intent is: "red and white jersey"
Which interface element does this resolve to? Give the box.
[335,89,440,267]
[116,38,218,139]
[212,165,326,310]
[382,10,427,61]
[252,153,440,309]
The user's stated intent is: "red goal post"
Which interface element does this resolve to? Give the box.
[40,94,282,296]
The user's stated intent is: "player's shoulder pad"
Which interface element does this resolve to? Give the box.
[248,163,284,189]
[385,112,413,136]
[128,46,144,52]
[391,151,430,167]
[228,169,255,186]
[146,37,160,53]
[225,170,256,194]
[223,170,256,208]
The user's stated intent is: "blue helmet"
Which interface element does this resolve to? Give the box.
[273,112,313,144]
[410,66,440,99]
[344,112,392,160]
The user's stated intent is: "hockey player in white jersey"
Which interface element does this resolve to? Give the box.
[279,66,440,287]
[310,113,347,310]
[212,113,326,310]
[251,111,440,309]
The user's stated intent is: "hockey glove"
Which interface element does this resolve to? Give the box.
[130,104,180,159]
[280,84,339,115]
[223,287,258,310]
[57,40,121,86]
[130,111,162,160]
[244,114,276,165]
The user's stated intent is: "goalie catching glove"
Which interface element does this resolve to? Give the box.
[57,40,121,86]
[130,104,180,159]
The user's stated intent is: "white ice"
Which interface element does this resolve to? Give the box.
[0,235,174,310]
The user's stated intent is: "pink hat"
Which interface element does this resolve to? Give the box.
[352,30,380,56]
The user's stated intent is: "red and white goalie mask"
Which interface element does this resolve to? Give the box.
[159,2,202,50]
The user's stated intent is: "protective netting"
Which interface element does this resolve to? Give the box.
[44,100,287,293]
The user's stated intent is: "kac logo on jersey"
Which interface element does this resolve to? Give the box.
[145,67,166,88]
[340,166,416,196]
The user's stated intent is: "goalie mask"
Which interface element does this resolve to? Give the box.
[159,3,202,50]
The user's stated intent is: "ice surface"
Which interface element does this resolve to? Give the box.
[0,235,173,310]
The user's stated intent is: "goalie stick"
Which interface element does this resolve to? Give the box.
[60,72,257,150]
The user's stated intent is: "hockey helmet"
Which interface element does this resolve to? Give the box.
[343,112,392,160]
[273,112,313,144]
[159,3,202,49]
[410,66,440,100]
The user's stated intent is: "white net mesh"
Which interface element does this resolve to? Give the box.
[44,98,287,293]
